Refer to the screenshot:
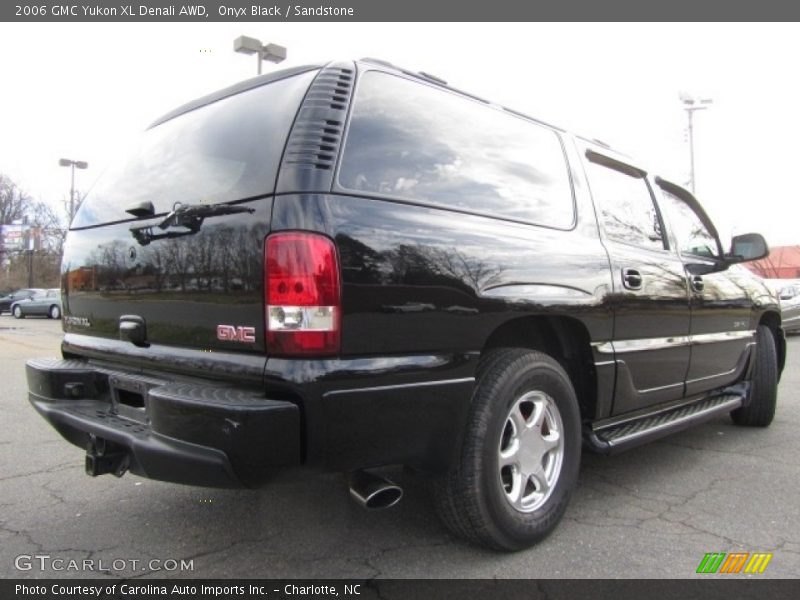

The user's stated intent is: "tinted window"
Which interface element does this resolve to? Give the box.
[659,190,718,258]
[585,159,665,251]
[73,70,317,228]
[338,71,574,228]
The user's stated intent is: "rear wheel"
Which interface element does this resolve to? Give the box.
[731,325,777,427]
[12,305,23,319]
[433,348,581,550]
[49,305,61,319]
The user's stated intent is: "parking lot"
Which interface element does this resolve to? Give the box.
[1,316,798,579]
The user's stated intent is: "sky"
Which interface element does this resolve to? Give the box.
[1,22,799,246]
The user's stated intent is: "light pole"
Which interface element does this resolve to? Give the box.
[679,92,713,194]
[233,36,286,75]
[58,158,88,223]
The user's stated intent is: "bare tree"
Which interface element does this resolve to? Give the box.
[61,191,84,225]
[0,173,30,224]
[1,173,34,278]
[31,201,67,253]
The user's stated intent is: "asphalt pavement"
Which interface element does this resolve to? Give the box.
[1,316,798,579]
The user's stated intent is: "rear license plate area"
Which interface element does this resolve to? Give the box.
[108,375,160,423]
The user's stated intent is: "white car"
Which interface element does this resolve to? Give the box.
[777,283,800,333]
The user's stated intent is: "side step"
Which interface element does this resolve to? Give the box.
[585,393,744,454]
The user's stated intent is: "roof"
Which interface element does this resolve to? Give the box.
[148,57,625,158]
[148,64,322,128]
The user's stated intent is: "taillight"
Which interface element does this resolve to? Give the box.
[265,232,341,356]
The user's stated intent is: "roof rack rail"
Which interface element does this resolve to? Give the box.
[501,106,564,133]
[417,71,447,85]
[359,57,395,68]
[360,57,449,89]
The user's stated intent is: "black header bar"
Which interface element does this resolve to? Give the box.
[3,0,800,22]
[4,579,800,600]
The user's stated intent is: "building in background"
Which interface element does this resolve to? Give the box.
[745,245,800,279]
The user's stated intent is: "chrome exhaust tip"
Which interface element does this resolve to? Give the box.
[349,470,403,510]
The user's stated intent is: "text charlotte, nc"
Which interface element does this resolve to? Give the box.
[42,4,356,17]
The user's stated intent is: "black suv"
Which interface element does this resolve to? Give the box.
[27,59,783,550]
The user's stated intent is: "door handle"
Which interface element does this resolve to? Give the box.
[622,268,643,290]
[690,275,704,292]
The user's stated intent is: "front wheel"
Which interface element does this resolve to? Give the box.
[49,305,61,319]
[433,348,581,550]
[731,325,778,427]
[12,305,24,319]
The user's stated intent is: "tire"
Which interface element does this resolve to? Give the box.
[433,348,581,550]
[12,305,24,319]
[731,325,778,427]
[49,305,61,319]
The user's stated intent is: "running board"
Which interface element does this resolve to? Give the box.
[585,393,744,454]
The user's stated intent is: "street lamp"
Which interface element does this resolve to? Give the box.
[233,36,286,75]
[679,92,713,194]
[58,158,88,223]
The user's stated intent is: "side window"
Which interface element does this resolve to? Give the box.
[584,157,666,251]
[338,71,575,229]
[659,190,718,258]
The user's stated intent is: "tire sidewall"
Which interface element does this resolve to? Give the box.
[50,305,60,319]
[732,324,778,426]
[476,356,581,547]
[13,305,22,318]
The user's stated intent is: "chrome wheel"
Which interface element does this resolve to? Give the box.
[498,390,564,513]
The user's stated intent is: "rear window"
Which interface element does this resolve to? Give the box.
[73,69,317,228]
[338,71,574,228]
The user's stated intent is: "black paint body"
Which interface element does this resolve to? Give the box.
[27,59,783,487]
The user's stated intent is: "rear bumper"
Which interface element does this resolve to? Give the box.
[26,358,301,488]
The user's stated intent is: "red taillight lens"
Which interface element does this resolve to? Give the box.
[265,232,341,356]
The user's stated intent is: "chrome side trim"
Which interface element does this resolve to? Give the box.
[638,381,684,394]
[686,367,738,385]
[691,330,756,345]
[593,360,616,367]
[325,377,475,397]
[592,329,755,354]
[593,336,689,354]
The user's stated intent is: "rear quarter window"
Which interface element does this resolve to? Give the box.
[73,69,318,228]
[337,71,575,229]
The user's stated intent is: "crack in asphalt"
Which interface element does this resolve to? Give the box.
[125,535,282,579]
[568,473,753,549]
[653,438,797,466]
[0,520,46,555]
[0,462,78,483]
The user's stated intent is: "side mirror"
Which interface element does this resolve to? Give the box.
[726,233,769,264]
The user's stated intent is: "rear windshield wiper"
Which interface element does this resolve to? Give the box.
[130,201,255,246]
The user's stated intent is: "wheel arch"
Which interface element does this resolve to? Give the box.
[481,315,599,420]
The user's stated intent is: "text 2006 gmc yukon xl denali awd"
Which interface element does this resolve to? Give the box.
[27,59,784,550]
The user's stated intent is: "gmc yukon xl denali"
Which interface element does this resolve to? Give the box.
[27,59,783,550]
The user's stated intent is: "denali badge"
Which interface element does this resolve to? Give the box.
[216,325,256,343]
[64,316,91,328]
